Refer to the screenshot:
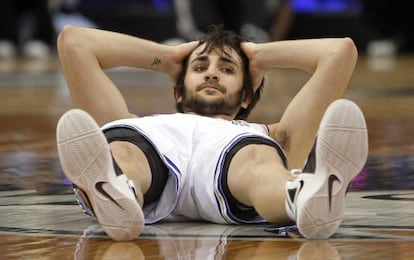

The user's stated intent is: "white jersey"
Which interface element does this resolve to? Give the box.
[102,113,285,224]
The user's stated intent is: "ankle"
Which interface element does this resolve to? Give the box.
[110,141,152,193]
[128,179,144,207]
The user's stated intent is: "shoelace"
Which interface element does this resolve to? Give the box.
[290,169,302,177]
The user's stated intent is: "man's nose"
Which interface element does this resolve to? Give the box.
[204,65,219,82]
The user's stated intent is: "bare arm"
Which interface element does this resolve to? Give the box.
[242,38,358,168]
[57,25,197,125]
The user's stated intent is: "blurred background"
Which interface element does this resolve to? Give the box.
[1,0,413,123]
[0,0,413,62]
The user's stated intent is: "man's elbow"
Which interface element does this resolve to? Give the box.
[339,37,358,64]
[57,25,84,57]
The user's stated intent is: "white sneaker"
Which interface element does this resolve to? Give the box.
[285,99,368,239]
[56,109,144,241]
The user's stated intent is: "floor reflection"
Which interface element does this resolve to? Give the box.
[74,229,340,260]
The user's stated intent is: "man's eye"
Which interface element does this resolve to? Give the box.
[194,65,206,72]
[221,67,234,74]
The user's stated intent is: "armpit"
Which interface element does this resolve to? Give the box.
[275,129,291,152]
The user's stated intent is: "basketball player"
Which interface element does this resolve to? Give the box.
[56,25,368,241]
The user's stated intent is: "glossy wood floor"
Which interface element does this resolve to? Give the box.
[1,53,414,259]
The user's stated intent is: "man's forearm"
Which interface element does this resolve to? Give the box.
[57,25,174,73]
[251,38,358,74]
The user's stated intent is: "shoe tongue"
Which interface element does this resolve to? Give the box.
[112,158,124,176]
[303,138,317,173]
[111,158,140,203]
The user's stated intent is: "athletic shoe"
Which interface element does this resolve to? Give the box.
[73,184,97,219]
[56,109,144,241]
[285,99,368,239]
[73,169,138,220]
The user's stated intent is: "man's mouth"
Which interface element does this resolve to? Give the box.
[197,83,225,93]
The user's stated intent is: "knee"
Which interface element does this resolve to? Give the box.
[109,141,136,160]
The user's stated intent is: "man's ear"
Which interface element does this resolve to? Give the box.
[241,90,251,109]
[174,87,183,103]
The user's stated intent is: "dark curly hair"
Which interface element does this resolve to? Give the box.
[174,25,264,120]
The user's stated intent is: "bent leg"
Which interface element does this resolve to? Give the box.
[227,144,294,224]
[285,99,368,239]
[109,141,151,207]
[105,127,169,207]
[57,109,144,241]
[227,100,368,240]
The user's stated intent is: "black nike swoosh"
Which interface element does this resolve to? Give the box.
[328,175,341,211]
[288,180,305,205]
[298,180,304,196]
[95,181,125,210]
[303,139,317,173]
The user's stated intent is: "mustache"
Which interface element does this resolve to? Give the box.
[196,82,226,93]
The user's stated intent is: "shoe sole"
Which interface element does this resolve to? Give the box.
[56,109,144,241]
[296,99,368,239]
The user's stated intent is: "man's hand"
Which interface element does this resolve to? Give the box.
[241,42,266,93]
[167,41,199,84]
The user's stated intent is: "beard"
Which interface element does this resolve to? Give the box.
[180,84,243,117]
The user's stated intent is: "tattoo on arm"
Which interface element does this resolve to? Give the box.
[151,57,162,66]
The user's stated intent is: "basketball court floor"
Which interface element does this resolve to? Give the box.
[0,53,414,259]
